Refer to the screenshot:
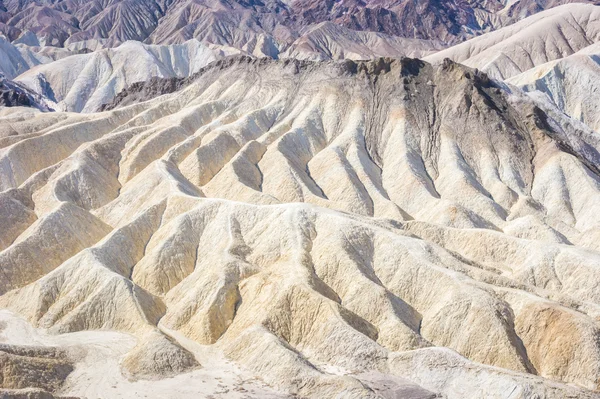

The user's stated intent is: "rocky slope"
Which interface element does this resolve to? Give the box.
[2,56,600,398]
[507,41,600,133]
[2,3,598,118]
[0,35,78,79]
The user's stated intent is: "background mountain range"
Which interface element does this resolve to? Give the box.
[1,0,599,51]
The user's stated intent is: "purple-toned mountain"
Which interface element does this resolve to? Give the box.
[0,0,597,50]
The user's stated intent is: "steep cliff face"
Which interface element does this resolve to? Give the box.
[2,56,600,398]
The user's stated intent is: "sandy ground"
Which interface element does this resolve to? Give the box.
[0,310,290,399]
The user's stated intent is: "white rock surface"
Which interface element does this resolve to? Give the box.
[425,4,600,79]
[0,34,80,79]
[14,39,240,113]
[508,41,600,132]
[0,35,48,79]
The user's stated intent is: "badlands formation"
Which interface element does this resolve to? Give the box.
[3,53,600,398]
[2,2,600,399]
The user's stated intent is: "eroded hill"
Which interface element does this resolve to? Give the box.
[1,56,600,398]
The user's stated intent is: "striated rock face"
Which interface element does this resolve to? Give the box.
[0,34,82,79]
[100,56,289,111]
[2,56,600,398]
[99,74,201,112]
[285,0,600,43]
